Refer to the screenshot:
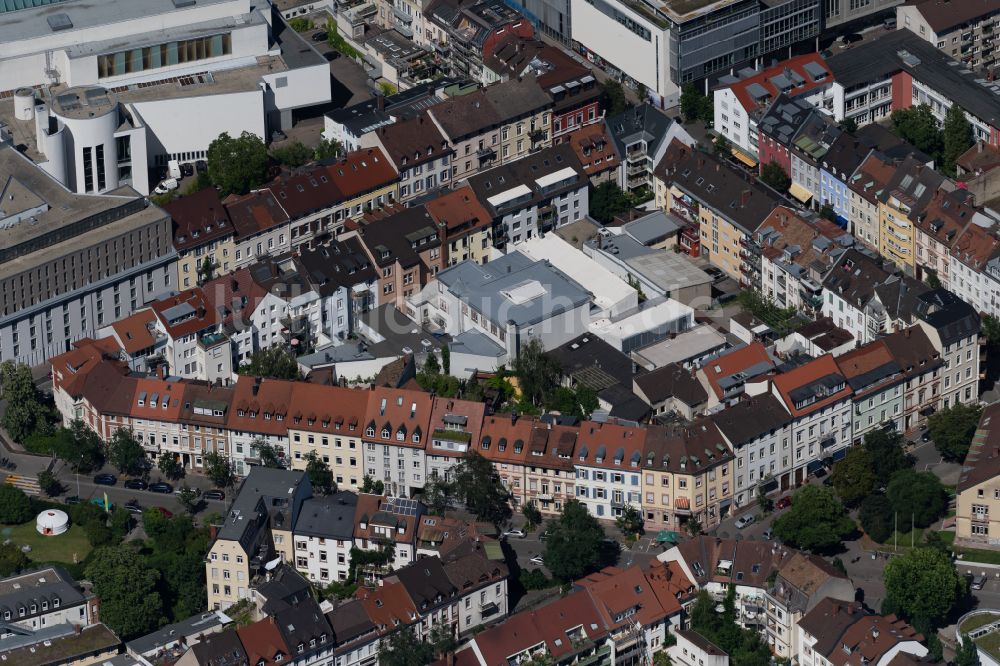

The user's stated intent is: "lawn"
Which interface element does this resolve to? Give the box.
[0,523,92,564]
[955,544,1000,566]
[977,630,1000,662]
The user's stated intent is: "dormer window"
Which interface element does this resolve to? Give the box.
[412,433,420,443]
[298,644,305,654]
[381,428,391,439]
[366,426,375,437]
[53,598,59,608]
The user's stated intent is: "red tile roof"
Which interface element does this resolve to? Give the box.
[50,338,128,399]
[322,148,398,200]
[564,124,618,178]
[771,354,852,417]
[226,376,295,437]
[109,310,158,355]
[723,54,833,115]
[362,387,433,449]
[699,342,773,400]
[201,268,271,327]
[427,397,485,459]
[150,289,221,339]
[164,187,234,250]
[575,420,647,471]
[224,190,290,241]
[237,618,290,666]
[423,185,492,238]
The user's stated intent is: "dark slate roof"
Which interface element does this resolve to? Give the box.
[607,103,675,158]
[826,29,1000,128]
[326,600,377,646]
[325,77,470,134]
[467,143,585,217]
[873,275,930,321]
[958,402,1000,493]
[256,564,314,615]
[127,611,227,656]
[218,468,307,541]
[710,394,791,445]
[914,288,981,345]
[296,237,377,296]
[189,629,248,666]
[294,492,358,539]
[820,248,895,309]
[633,363,708,406]
[547,334,650,420]
[0,567,85,624]
[758,94,813,147]
[273,598,332,656]
[393,557,457,612]
[853,124,934,165]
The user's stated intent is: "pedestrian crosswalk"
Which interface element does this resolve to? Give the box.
[4,474,40,496]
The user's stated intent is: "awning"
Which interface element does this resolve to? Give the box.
[806,459,825,474]
[832,448,849,462]
[731,148,758,168]
[788,182,813,203]
[919,406,936,417]
[675,497,690,509]
[656,530,681,544]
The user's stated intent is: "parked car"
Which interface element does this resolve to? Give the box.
[149,482,174,494]
[775,496,792,510]
[529,555,545,566]
[124,500,144,515]
[64,496,80,505]
[180,163,194,178]
[735,514,755,529]
[502,529,526,539]
[93,473,117,486]
[153,178,178,195]
[90,496,114,510]
[123,478,148,490]
[151,506,174,519]
[921,431,932,443]
[971,573,988,590]
[311,31,328,42]
[325,51,340,61]
[840,32,863,45]
[203,489,226,501]
[763,527,774,540]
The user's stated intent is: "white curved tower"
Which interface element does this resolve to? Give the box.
[48,86,121,194]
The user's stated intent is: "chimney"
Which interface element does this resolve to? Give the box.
[740,189,751,206]
[156,365,166,380]
[209,524,218,541]
[511,410,518,424]
[377,95,386,111]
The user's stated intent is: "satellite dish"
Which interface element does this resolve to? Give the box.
[264,556,282,571]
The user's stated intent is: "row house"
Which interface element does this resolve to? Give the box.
[818,133,871,228]
[466,143,589,248]
[97,309,164,374]
[659,144,780,286]
[756,206,851,317]
[835,340,906,442]
[424,185,493,266]
[424,395,486,483]
[881,327,945,432]
[696,342,775,412]
[609,104,693,195]
[361,113,453,204]
[574,420,647,521]
[201,267,284,366]
[950,221,1000,317]
[713,54,834,163]
[165,187,237,290]
[227,375,295,476]
[912,187,975,287]
[877,158,943,275]
[361,386,435,497]
[288,385,370,492]
[426,78,553,182]
[565,124,620,185]
[955,402,1000,548]
[914,288,982,410]
[847,151,897,251]
[796,599,927,666]
[296,237,380,344]
[150,289,231,383]
[225,189,292,271]
[423,0,533,83]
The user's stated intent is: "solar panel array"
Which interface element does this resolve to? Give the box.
[380,497,420,516]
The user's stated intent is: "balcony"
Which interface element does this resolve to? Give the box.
[626,162,647,176]
[477,146,496,161]
[280,314,308,336]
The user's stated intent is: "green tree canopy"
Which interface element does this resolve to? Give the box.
[885,468,947,528]
[203,451,235,489]
[85,546,164,639]
[522,500,542,528]
[512,338,561,408]
[890,105,942,161]
[270,141,314,168]
[589,181,633,224]
[0,361,53,443]
[601,80,631,117]
[305,450,336,495]
[760,161,790,191]
[157,453,185,481]
[378,627,435,666]
[48,420,105,473]
[830,446,876,506]
[207,131,268,196]
[0,484,32,524]
[238,346,300,380]
[859,494,893,544]
[771,485,855,552]
[37,470,61,497]
[361,475,385,495]
[0,542,29,577]
[862,429,913,487]
[689,588,771,666]
[314,138,343,161]
[543,499,605,581]
[928,402,983,461]
[955,635,982,666]
[615,504,643,537]
[107,427,147,477]
[984,314,1000,346]
[449,451,512,527]
[882,546,964,633]
[943,103,974,176]
[252,440,282,468]
[680,84,712,124]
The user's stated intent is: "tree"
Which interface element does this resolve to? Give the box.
[840,117,858,133]
[252,440,282,468]
[107,428,147,477]
[543,499,605,581]
[512,338,561,408]
[0,361,53,443]
[943,103,974,176]
[686,516,702,537]
[760,161,790,191]
[314,138,343,161]
[238,346,300,380]
[441,345,451,375]
[818,203,837,222]
[522,501,542,528]
[713,134,730,155]
[862,429,913,487]
[422,478,451,516]
[449,451,512,527]
[360,475,385,495]
[830,447,877,506]
[206,131,268,196]
[859,494,894,543]
[198,256,216,284]
[925,268,941,289]
[955,635,982,666]
[984,314,1000,345]
[378,627,435,666]
[157,454,185,481]
[882,546,964,633]
[928,403,982,461]
[424,352,440,375]
[37,469,61,497]
[0,485,32,524]
[885,468,947,529]
[680,84,712,123]
[203,451,234,489]
[771,485,854,552]
[615,504,643,537]
[0,542,29,576]
[177,485,199,514]
[689,588,771,666]
[589,181,633,223]
[85,519,114,547]
[56,420,104,473]
[271,141,314,167]
[601,80,631,117]
[890,105,942,161]
[85,546,164,639]
[304,451,335,495]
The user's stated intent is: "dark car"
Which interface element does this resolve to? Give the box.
[841,32,863,45]
[203,489,226,501]
[921,431,932,443]
[124,501,144,515]
[775,496,792,510]
[180,163,194,178]
[195,160,208,174]
[64,496,80,505]
[325,51,340,61]
[311,31,328,42]
[123,478,148,491]
[149,482,173,494]
[93,473,117,486]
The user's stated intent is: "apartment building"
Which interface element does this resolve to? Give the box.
[227,376,295,476]
[898,0,1000,72]
[881,327,944,433]
[848,152,897,251]
[574,421,647,520]
[914,288,981,410]
[608,105,693,194]
[293,492,359,584]
[361,386,434,497]
[796,599,927,666]
[423,185,493,266]
[206,467,311,610]
[835,341,906,442]
[711,394,791,504]
[362,114,453,204]
[0,566,97,633]
[950,222,1000,318]
[424,396,485,484]
[956,402,1000,549]
[165,188,236,290]
[150,290,230,382]
[288,386,370,491]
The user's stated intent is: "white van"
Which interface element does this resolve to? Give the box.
[167,159,181,180]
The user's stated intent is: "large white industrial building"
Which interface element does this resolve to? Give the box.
[0,0,331,195]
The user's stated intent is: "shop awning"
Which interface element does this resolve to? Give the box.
[731,148,758,168]
[789,182,813,203]
[656,530,681,544]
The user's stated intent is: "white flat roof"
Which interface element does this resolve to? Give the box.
[486,184,531,207]
[632,324,728,369]
[534,166,577,189]
[589,298,694,344]
[517,234,634,312]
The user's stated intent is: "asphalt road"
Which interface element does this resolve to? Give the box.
[55,471,230,517]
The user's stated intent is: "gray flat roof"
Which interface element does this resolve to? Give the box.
[624,249,713,292]
[294,492,358,539]
[436,251,592,328]
[126,611,229,656]
[633,324,728,368]
[450,329,505,358]
[623,210,683,245]
[218,467,306,541]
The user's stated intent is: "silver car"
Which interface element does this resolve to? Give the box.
[735,515,755,529]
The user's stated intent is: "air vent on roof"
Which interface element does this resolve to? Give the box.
[173,0,197,7]
[47,13,73,31]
